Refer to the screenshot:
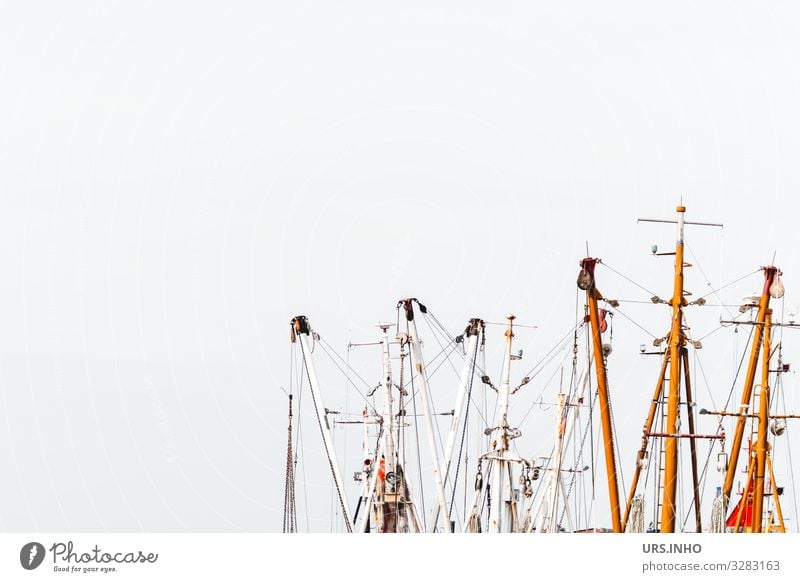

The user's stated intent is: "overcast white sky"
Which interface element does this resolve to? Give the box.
[1,2,800,532]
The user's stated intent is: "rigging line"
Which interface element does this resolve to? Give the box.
[567,390,600,527]
[779,365,799,530]
[558,286,583,529]
[685,242,735,320]
[697,268,761,301]
[616,299,742,308]
[697,312,751,342]
[424,308,493,376]
[601,260,659,298]
[448,336,480,516]
[420,334,461,381]
[422,312,472,381]
[420,315,465,457]
[297,334,353,532]
[530,443,557,513]
[402,342,460,408]
[557,341,580,528]
[525,342,578,408]
[294,353,311,532]
[290,344,311,531]
[520,320,584,381]
[526,350,575,410]
[778,297,799,530]
[517,349,574,426]
[315,341,378,415]
[318,335,377,392]
[400,331,490,429]
[611,303,659,339]
[284,345,299,533]
[484,320,539,329]
[690,324,756,525]
[425,308,460,344]
[720,324,755,414]
[693,349,719,412]
[341,335,352,531]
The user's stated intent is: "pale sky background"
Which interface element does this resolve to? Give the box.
[1,2,800,532]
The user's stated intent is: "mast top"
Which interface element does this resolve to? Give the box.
[505,314,515,338]
[638,204,723,228]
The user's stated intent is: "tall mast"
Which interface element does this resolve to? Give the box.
[283,393,297,533]
[378,323,397,493]
[400,299,451,532]
[661,205,687,533]
[291,316,355,532]
[377,322,400,532]
[722,266,780,502]
[627,205,722,533]
[539,393,567,532]
[577,257,622,532]
[435,318,483,530]
[751,309,772,532]
[489,315,515,532]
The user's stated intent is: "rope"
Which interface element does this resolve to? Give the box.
[283,393,297,533]
[601,261,659,298]
[709,495,726,533]
[628,495,646,533]
[697,268,761,300]
[610,303,659,339]
[317,338,378,414]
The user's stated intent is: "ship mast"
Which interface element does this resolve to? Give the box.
[661,205,687,533]
[377,322,400,532]
[577,257,622,532]
[433,318,484,531]
[705,268,800,533]
[462,314,532,532]
[722,266,781,503]
[623,205,723,533]
[488,314,517,532]
[291,315,355,532]
[400,298,451,532]
[751,309,772,532]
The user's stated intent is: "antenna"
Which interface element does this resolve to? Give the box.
[637,218,723,228]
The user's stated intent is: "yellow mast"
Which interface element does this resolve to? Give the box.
[660,205,687,533]
[577,257,622,532]
[752,309,772,532]
[722,267,779,503]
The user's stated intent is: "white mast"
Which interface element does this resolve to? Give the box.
[434,318,483,530]
[532,393,568,533]
[489,315,516,532]
[400,298,451,532]
[378,323,398,491]
[291,316,354,532]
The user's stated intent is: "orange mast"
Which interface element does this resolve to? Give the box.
[751,309,772,532]
[577,257,622,532]
[722,267,780,503]
[660,205,688,533]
